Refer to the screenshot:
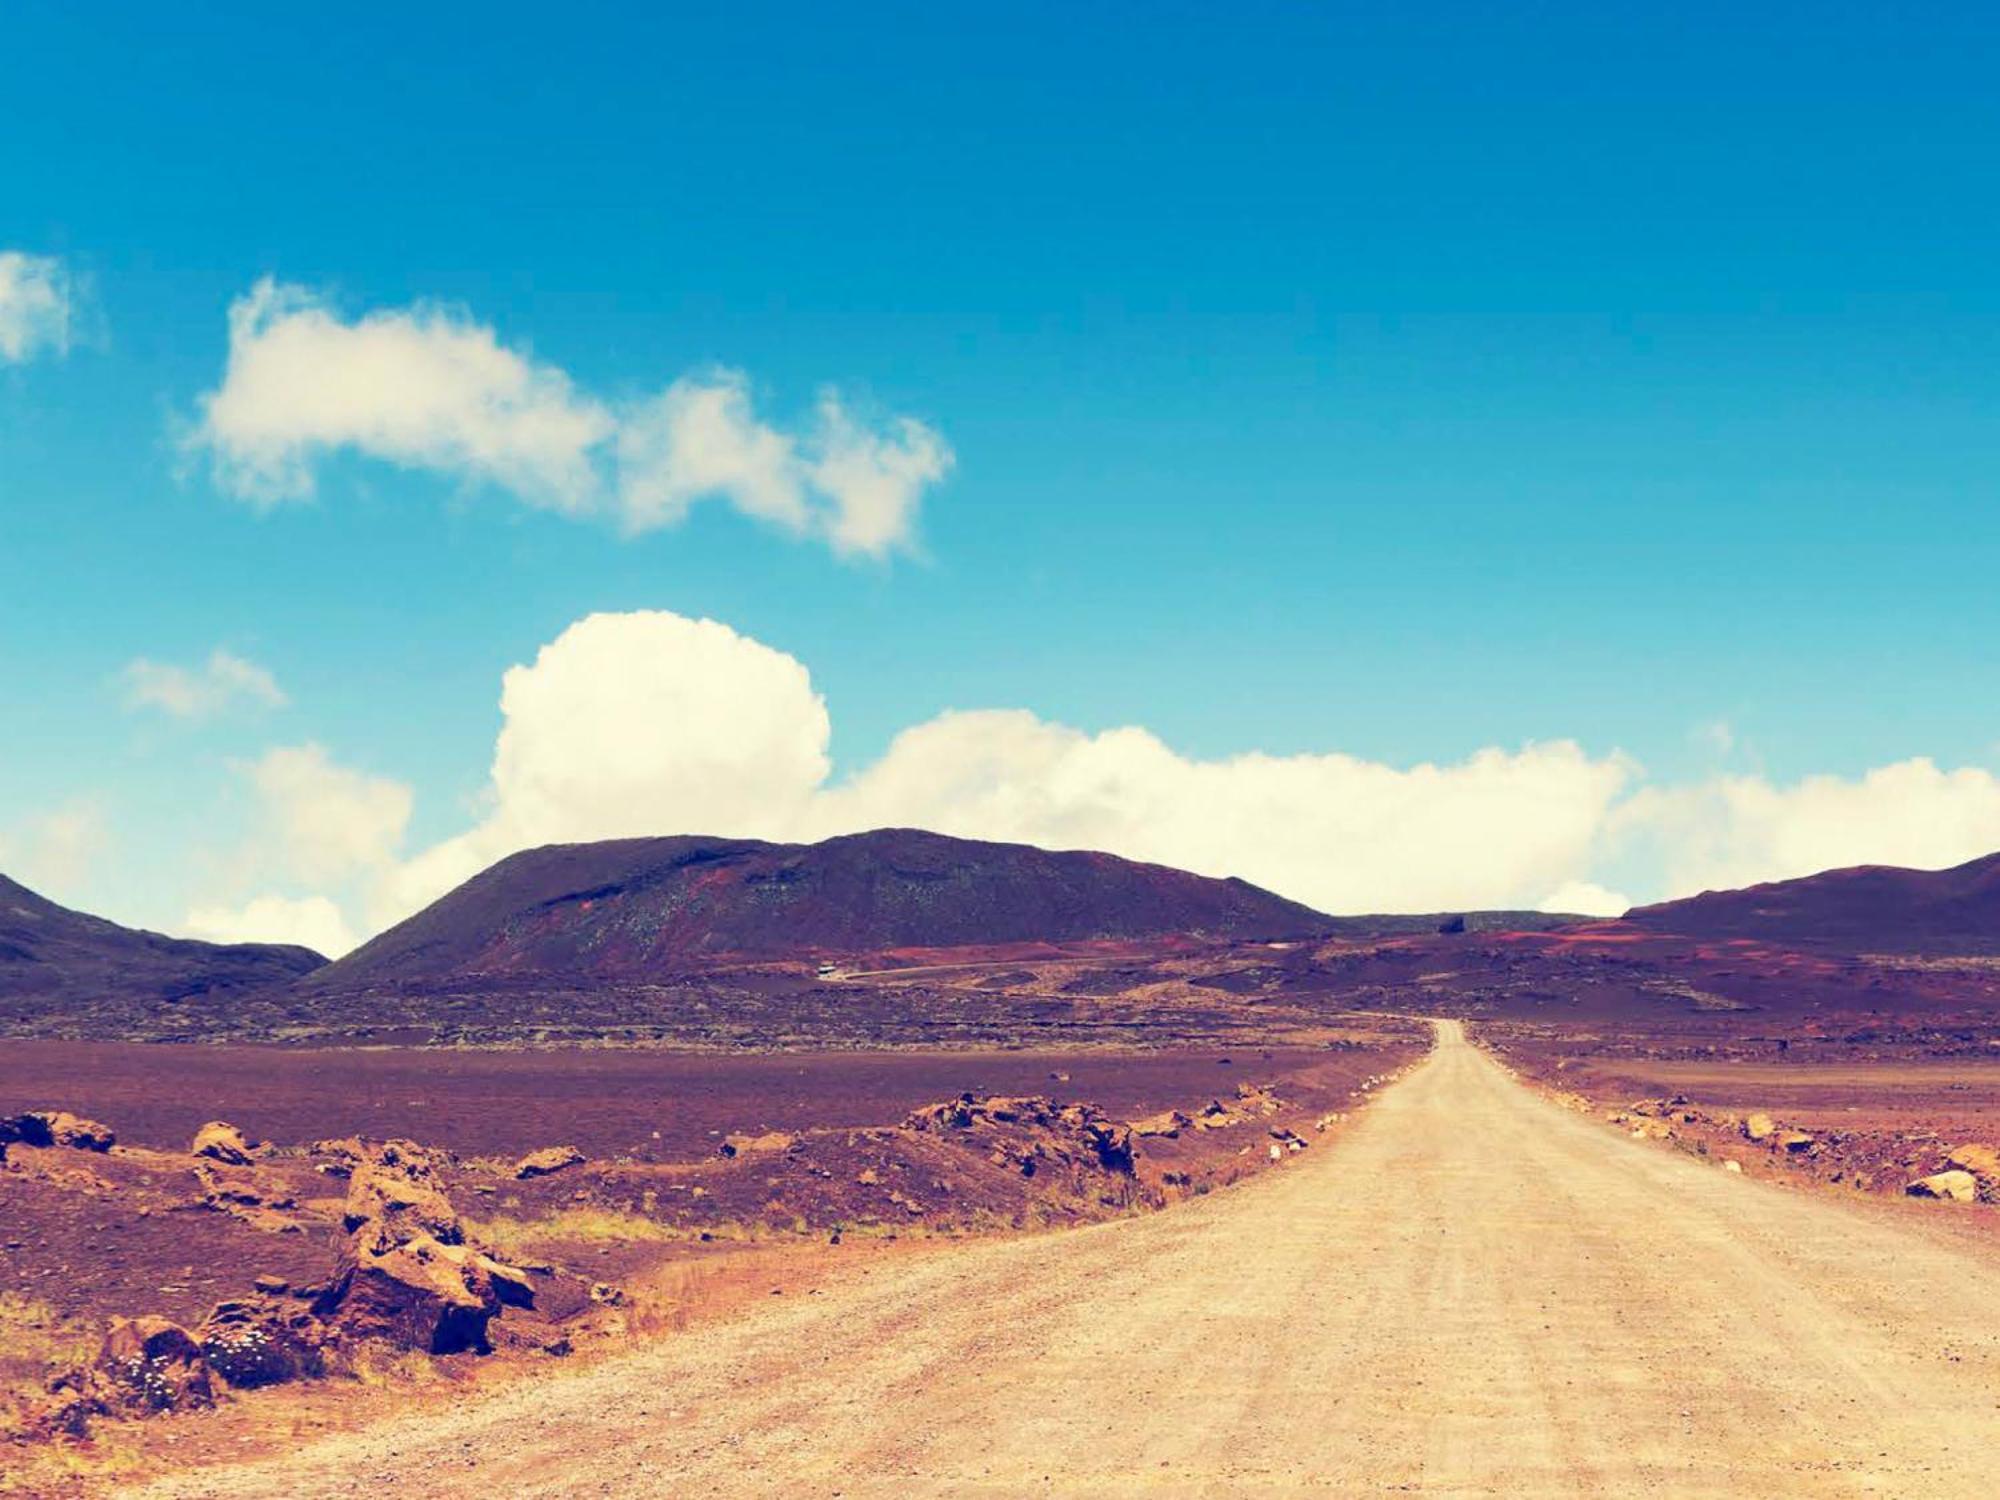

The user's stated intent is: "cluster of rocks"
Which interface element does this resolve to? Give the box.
[32,1289,328,1438]
[19,1126,564,1439]
[1605,1094,2000,1207]
[903,1094,1137,1179]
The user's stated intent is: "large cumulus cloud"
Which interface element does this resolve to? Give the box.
[192,609,2000,955]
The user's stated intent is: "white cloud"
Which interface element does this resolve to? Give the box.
[122,648,286,719]
[184,745,413,955]
[807,392,954,558]
[806,712,1630,915]
[0,251,72,365]
[188,281,950,557]
[242,743,413,885]
[357,611,1634,930]
[0,799,108,899]
[196,612,2000,952]
[192,279,612,510]
[1614,759,2000,897]
[617,372,813,535]
[1537,880,1631,917]
[184,894,357,958]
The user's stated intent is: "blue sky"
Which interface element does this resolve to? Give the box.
[4,3,1999,949]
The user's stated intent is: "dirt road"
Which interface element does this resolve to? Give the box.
[130,1022,2000,1498]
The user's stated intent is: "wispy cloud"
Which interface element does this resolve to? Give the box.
[187,280,951,559]
[0,251,75,365]
[0,798,108,899]
[122,648,286,720]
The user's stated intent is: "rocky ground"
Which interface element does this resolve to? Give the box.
[108,1024,2000,1499]
[1488,1024,2000,1210]
[0,1022,1423,1495]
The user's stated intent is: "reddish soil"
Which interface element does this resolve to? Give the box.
[1489,1024,2000,1212]
[0,1020,1425,1485]
[1625,850,2000,955]
[0,1040,1366,1159]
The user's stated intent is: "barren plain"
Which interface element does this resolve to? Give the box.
[118,1023,2000,1498]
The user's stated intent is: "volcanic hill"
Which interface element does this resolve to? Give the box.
[308,829,1336,990]
[0,872,326,1026]
[1624,851,2000,955]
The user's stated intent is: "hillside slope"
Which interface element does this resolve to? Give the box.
[1624,851,2000,954]
[309,828,1335,989]
[0,873,326,1025]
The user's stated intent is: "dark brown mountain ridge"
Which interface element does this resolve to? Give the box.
[1624,850,2000,954]
[306,828,1337,991]
[0,873,326,1031]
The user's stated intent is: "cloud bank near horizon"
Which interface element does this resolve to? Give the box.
[187,280,952,559]
[181,609,2000,957]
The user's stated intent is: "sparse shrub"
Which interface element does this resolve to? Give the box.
[199,1323,301,1389]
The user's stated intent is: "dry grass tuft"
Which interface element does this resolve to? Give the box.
[0,1291,99,1400]
[464,1207,688,1260]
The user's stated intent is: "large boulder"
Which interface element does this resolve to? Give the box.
[1742,1112,1777,1144]
[904,1093,1141,1182]
[1905,1170,1979,1203]
[515,1144,586,1178]
[310,1134,449,1180]
[341,1141,464,1248]
[314,1235,504,1354]
[316,1136,535,1353]
[1062,1108,1135,1174]
[6,1109,116,1151]
[94,1316,214,1413]
[192,1120,260,1165]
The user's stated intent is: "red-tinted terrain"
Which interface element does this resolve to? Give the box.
[1624,850,2000,954]
[6,837,2000,1495]
[0,875,324,1027]
[311,828,1334,984]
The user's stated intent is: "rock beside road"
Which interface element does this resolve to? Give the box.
[1905,1170,1979,1202]
[315,1138,536,1353]
[316,1234,508,1354]
[1132,1109,1192,1138]
[339,1140,466,1248]
[199,1296,328,1388]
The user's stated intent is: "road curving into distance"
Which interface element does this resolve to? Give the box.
[129,1020,2000,1498]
